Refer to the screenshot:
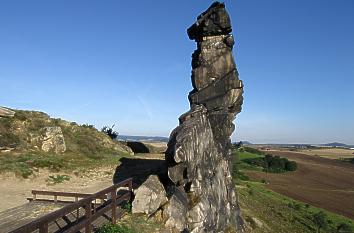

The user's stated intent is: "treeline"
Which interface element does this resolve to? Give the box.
[243,154,297,173]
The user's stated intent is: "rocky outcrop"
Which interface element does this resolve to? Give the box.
[162,2,244,232]
[0,107,15,118]
[125,2,244,232]
[41,126,66,154]
[132,175,168,215]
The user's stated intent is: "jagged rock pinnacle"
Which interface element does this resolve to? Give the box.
[129,2,244,232]
[163,2,244,232]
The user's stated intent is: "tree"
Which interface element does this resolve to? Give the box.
[313,211,327,233]
[101,124,118,140]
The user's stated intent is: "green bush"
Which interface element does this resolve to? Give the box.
[337,223,353,233]
[242,154,297,173]
[96,224,135,233]
[313,211,328,233]
[285,161,297,171]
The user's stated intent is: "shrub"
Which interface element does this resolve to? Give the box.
[81,123,95,129]
[285,161,297,171]
[313,211,327,233]
[0,132,20,147]
[101,124,119,140]
[337,223,353,233]
[243,154,297,173]
[121,201,132,213]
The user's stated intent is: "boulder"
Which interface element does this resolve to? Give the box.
[41,126,66,154]
[0,107,15,118]
[132,175,168,215]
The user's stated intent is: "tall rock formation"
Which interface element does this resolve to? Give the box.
[164,2,244,232]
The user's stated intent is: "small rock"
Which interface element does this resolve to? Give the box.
[132,175,167,215]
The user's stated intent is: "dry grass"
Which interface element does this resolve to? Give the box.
[298,148,354,159]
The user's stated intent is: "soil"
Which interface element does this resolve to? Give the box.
[246,151,354,219]
[0,167,115,212]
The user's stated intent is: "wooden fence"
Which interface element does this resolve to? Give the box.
[10,178,133,233]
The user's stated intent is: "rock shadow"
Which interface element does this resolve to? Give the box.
[113,157,168,189]
[126,141,150,153]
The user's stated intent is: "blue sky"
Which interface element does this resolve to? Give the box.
[0,0,353,144]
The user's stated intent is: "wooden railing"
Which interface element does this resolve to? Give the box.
[11,178,133,233]
[28,190,95,204]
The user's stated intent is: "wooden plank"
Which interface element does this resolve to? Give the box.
[32,190,93,198]
[0,202,65,233]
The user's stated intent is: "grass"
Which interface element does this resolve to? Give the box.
[46,174,70,185]
[97,214,165,233]
[96,224,134,233]
[0,151,127,178]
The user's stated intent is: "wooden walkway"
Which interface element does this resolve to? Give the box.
[0,201,66,233]
[0,178,132,233]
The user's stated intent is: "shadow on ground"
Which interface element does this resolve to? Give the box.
[113,157,168,189]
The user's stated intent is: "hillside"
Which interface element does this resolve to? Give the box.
[234,147,354,232]
[0,107,132,178]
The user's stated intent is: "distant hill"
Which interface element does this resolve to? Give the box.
[118,135,169,142]
[321,142,354,148]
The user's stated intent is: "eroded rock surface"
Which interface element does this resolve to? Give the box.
[163,2,244,232]
[132,175,168,215]
[122,2,244,232]
[41,126,66,154]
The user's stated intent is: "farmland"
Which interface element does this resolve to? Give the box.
[297,148,354,160]
[244,150,354,219]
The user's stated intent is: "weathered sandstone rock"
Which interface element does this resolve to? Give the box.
[163,2,244,232]
[132,175,168,215]
[117,2,244,232]
[0,107,15,118]
[41,126,66,154]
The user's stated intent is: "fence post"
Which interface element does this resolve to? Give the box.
[111,188,117,224]
[39,222,48,233]
[85,202,92,233]
[128,179,133,200]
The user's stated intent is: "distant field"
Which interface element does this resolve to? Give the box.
[245,151,354,219]
[297,148,354,159]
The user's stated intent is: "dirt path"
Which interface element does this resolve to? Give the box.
[246,151,354,219]
[0,167,115,212]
